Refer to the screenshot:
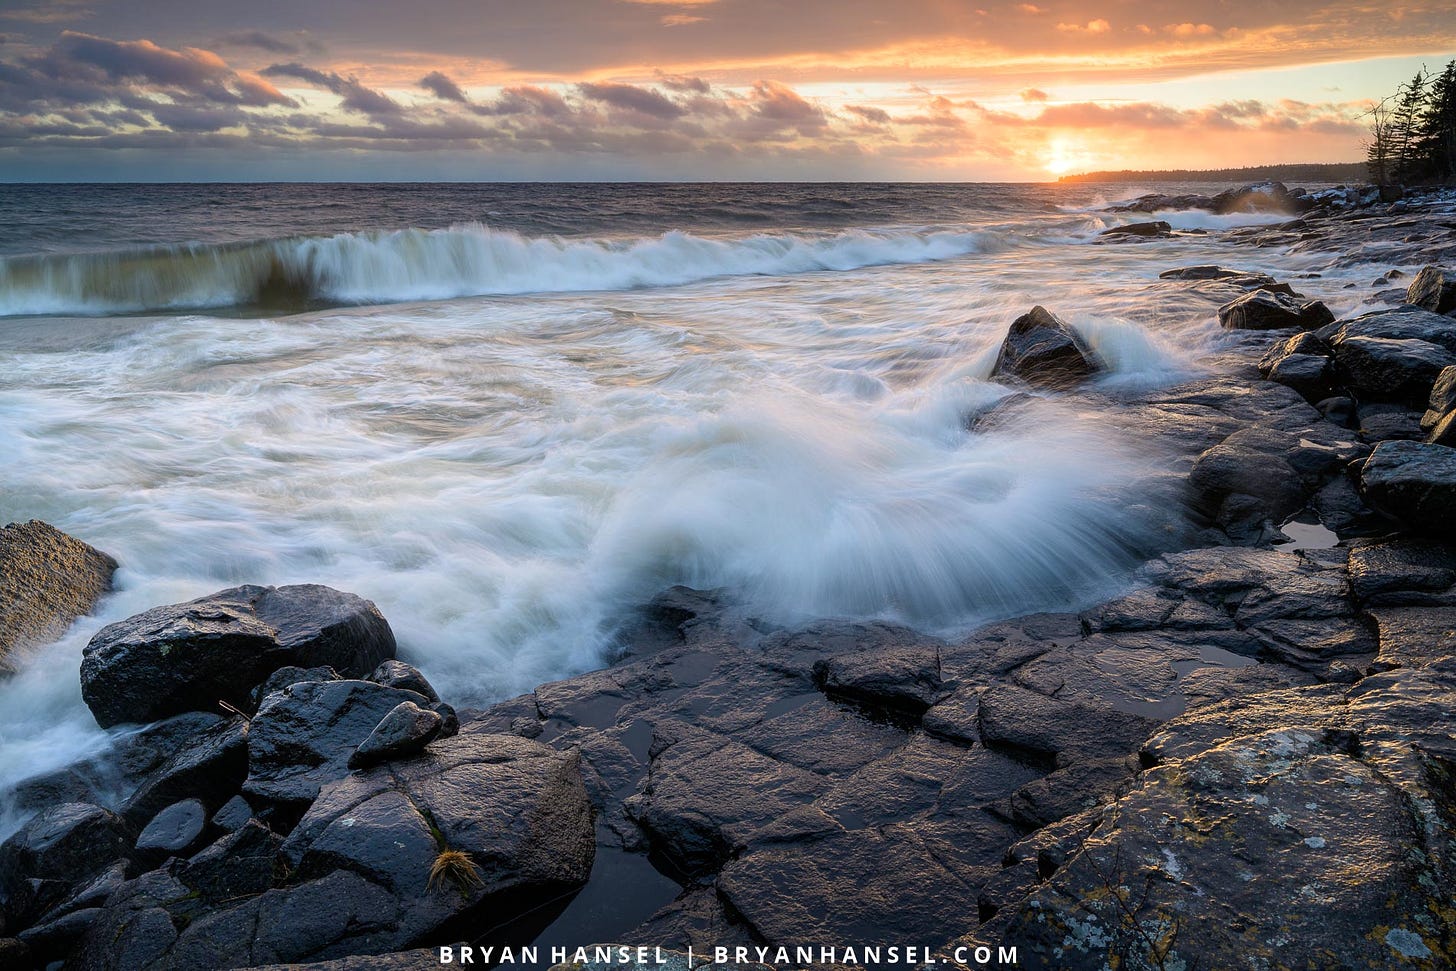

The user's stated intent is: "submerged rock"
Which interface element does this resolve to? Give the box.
[0,521,116,676]
[80,584,396,728]
[989,306,1101,391]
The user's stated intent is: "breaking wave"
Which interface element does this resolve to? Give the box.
[0,223,1003,317]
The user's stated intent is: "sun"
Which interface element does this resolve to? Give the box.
[1042,137,1096,177]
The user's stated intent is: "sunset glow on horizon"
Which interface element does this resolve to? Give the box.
[0,0,1452,181]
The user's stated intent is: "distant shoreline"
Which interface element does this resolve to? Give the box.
[1060,162,1367,184]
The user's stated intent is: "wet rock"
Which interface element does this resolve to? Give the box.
[970,670,1456,970]
[1212,180,1309,215]
[348,701,442,768]
[429,702,459,739]
[179,820,283,902]
[1366,605,1456,669]
[120,716,248,827]
[1333,335,1456,407]
[1159,265,1246,280]
[719,810,1008,952]
[18,905,99,964]
[812,645,944,713]
[81,734,592,969]
[1423,366,1456,429]
[989,305,1102,391]
[81,584,396,728]
[1258,331,1336,401]
[1318,304,1456,354]
[1099,220,1171,238]
[0,803,131,929]
[1008,757,1137,829]
[251,665,340,707]
[0,520,116,675]
[134,799,207,863]
[1407,264,1456,315]
[1347,537,1456,605]
[365,659,438,702]
[1187,428,1308,541]
[1360,440,1456,533]
[977,684,1161,768]
[210,795,254,833]
[1217,289,1333,330]
[246,679,429,806]
[1357,402,1427,441]
[626,723,827,875]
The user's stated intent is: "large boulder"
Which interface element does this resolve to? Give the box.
[1217,289,1333,331]
[1407,264,1456,315]
[0,521,116,675]
[1360,440,1456,533]
[80,584,396,728]
[988,306,1101,391]
[1211,181,1309,215]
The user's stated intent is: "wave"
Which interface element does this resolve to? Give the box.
[0,223,1003,317]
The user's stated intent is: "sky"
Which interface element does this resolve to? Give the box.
[0,0,1452,181]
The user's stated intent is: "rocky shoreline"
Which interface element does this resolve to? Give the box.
[2,184,1456,970]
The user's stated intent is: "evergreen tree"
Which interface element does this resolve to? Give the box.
[1390,69,1428,182]
[1415,61,1456,183]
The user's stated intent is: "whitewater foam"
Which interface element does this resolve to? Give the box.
[0,223,1003,317]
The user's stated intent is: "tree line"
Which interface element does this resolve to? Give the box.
[1367,60,1456,185]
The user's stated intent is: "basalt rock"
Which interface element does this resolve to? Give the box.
[966,669,1456,970]
[0,521,116,676]
[348,701,442,769]
[1360,440,1456,533]
[0,803,131,930]
[1331,336,1456,408]
[245,679,430,807]
[81,584,396,728]
[77,733,593,970]
[1099,220,1171,238]
[1408,264,1456,315]
[989,306,1101,391]
[1258,331,1337,402]
[1318,304,1456,354]
[1217,289,1333,331]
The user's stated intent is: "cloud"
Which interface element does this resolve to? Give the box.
[661,14,706,26]
[1057,19,1111,33]
[576,80,684,118]
[262,61,400,116]
[419,70,468,102]
[750,79,826,127]
[213,30,303,55]
[1165,23,1217,37]
[846,103,891,123]
[1020,88,1049,102]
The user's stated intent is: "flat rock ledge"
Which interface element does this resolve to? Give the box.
[4,190,1456,970]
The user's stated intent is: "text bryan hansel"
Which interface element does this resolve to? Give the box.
[438,944,1021,966]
